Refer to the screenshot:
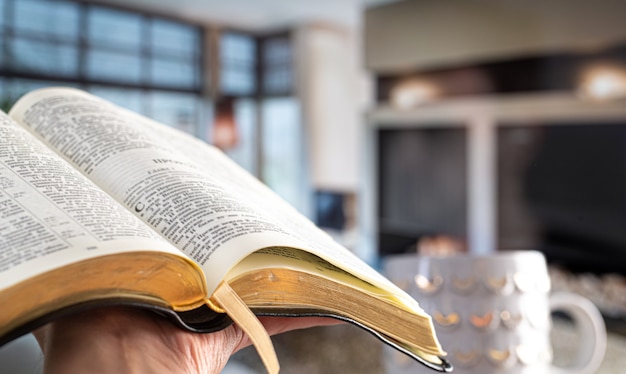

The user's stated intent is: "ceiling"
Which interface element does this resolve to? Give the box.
[97,0,397,30]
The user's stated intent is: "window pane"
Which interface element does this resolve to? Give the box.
[262,98,305,212]
[86,50,142,83]
[262,37,292,93]
[151,58,198,88]
[263,68,292,93]
[88,86,146,115]
[151,19,199,56]
[88,7,142,49]
[221,33,255,63]
[263,38,291,65]
[14,0,79,40]
[221,33,256,95]
[149,91,199,135]
[0,1,203,112]
[221,68,255,95]
[9,38,78,76]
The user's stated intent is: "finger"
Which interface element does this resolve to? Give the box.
[259,316,343,336]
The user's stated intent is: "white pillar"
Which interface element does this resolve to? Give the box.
[467,116,496,254]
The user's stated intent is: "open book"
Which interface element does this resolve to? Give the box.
[0,87,449,373]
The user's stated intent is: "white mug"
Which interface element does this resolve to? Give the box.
[383,251,606,374]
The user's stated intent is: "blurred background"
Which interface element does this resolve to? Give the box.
[1,0,626,372]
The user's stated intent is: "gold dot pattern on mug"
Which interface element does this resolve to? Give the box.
[433,308,546,331]
[484,274,515,294]
[409,271,551,294]
[448,343,553,370]
[414,274,443,294]
[485,347,517,368]
[401,268,556,368]
[500,310,523,329]
[453,349,482,368]
[385,255,605,374]
[433,311,461,329]
[450,276,478,294]
[469,311,498,330]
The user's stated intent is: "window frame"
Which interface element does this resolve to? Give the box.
[0,0,205,96]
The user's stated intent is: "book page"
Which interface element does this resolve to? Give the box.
[0,111,182,289]
[9,88,403,296]
[140,120,408,296]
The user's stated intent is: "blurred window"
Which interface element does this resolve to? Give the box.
[149,19,201,89]
[150,58,198,88]
[261,97,306,212]
[0,0,204,136]
[14,0,79,40]
[86,50,143,83]
[8,0,79,76]
[220,32,257,95]
[9,37,79,76]
[87,7,142,50]
[151,19,199,56]
[261,35,293,94]
[215,31,305,213]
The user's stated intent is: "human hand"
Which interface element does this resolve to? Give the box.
[34,306,338,374]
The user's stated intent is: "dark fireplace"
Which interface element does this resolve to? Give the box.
[497,122,626,275]
[376,122,626,275]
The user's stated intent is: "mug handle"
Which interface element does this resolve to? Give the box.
[549,292,607,374]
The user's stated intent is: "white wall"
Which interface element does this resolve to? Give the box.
[295,23,369,192]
